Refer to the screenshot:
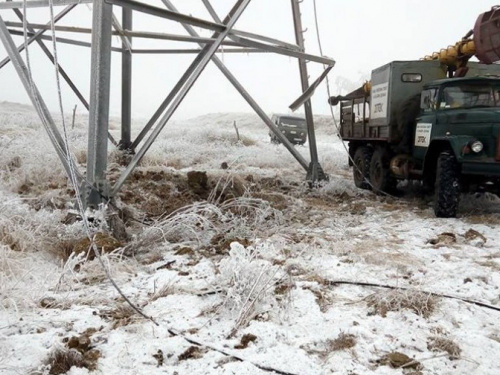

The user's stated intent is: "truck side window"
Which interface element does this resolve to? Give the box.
[421,88,438,112]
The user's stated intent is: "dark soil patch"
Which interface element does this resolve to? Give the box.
[376,351,421,370]
[116,169,250,218]
[235,333,257,349]
[178,345,204,361]
[72,232,123,261]
[48,329,101,373]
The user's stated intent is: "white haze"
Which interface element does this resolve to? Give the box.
[0,0,498,120]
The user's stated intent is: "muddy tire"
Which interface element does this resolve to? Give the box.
[353,146,373,190]
[434,151,461,218]
[370,148,396,194]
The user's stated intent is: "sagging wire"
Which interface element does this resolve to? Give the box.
[311,0,395,197]
[20,0,61,157]
[41,0,157,325]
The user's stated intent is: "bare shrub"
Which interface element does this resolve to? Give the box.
[0,244,63,309]
[427,336,461,358]
[366,289,437,318]
[302,332,357,360]
[218,197,284,229]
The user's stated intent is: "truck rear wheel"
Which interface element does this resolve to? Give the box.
[353,146,373,189]
[370,148,396,194]
[434,151,461,218]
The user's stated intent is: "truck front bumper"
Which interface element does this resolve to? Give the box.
[462,160,500,177]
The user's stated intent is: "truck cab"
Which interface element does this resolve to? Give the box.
[417,77,500,167]
[414,77,500,216]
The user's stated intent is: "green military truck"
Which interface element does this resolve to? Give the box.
[330,60,500,217]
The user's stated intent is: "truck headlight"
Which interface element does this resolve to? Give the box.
[471,141,483,153]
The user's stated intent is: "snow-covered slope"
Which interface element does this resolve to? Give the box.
[1,102,499,374]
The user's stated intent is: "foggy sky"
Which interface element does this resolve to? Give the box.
[0,0,498,121]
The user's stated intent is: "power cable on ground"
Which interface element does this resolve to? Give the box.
[327,279,500,312]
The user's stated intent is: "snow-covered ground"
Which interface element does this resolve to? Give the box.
[1,102,500,375]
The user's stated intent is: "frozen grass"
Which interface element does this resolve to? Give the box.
[0,192,66,253]
[0,245,61,310]
[427,336,462,358]
[366,289,438,318]
[2,105,500,374]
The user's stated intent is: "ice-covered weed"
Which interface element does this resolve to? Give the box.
[313,177,369,198]
[127,202,224,255]
[217,242,282,334]
[219,197,284,229]
[126,197,284,256]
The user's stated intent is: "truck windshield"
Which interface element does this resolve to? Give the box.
[441,83,500,109]
[279,117,306,128]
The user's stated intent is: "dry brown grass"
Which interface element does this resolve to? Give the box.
[302,332,357,360]
[427,336,461,358]
[0,227,21,251]
[463,213,500,225]
[46,349,86,374]
[366,289,437,318]
[475,260,500,271]
[327,332,357,351]
[98,304,138,329]
[75,150,86,165]
[150,281,177,302]
[50,238,82,261]
[178,345,205,361]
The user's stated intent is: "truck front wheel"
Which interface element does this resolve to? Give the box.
[370,148,396,194]
[434,151,461,218]
[353,146,373,190]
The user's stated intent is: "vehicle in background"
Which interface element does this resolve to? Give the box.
[269,113,307,145]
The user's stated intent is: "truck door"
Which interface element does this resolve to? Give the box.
[413,88,438,161]
[436,83,499,162]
